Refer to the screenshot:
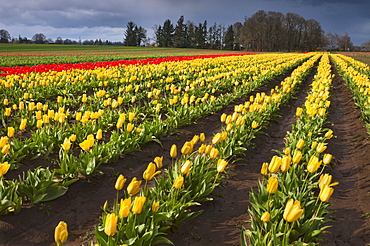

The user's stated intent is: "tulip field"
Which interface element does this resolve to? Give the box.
[0,48,370,245]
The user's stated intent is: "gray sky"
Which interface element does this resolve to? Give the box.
[1,0,369,46]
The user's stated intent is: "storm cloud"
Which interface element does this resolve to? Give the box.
[0,0,368,45]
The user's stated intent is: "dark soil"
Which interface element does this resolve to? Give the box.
[0,61,369,246]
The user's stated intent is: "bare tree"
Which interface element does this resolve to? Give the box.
[32,33,46,44]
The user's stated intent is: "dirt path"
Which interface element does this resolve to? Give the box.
[0,60,369,246]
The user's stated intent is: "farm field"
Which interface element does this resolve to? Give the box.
[0,49,369,246]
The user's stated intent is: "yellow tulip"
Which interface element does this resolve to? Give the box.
[104,213,118,236]
[283,199,304,222]
[152,201,160,213]
[79,140,91,152]
[316,142,327,153]
[119,198,131,218]
[260,162,268,175]
[116,118,124,129]
[181,141,194,155]
[170,144,177,158]
[296,139,305,149]
[295,107,303,117]
[1,144,10,155]
[212,133,222,145]
[268,155,281,173]
[128,112,135,122]
[153,156,163,169]
[217,159,228,173]
[19,119,27,131]
[54,221,68,245]
[132,196,146,214]
[324,129,333,139]
[220,113,227,122]
[0,162,10,178]
[251,120,259,129]
[280,155,291,172]
[69,134,76,142]
[266,177,278,194]
[319,185,334,202]
[307,155,322,173]
[96,129,103,140]
[4,108,11,116]
[198,144,206,154]
[292,150,302,164]
[181,160,192,174]
[323,153,332,165]
[173,175,184,189]
[143,162,161,181]
[318,173,332,189]
[7,127,14,138]
[199,133,205,142]
[284,147,291,155]
[261,212,271,222]
[126,123,134,132]
[209,147,219,159]
[127,177,142,196]
[115,174,127,191]
[3,99,8,105]
[191,135,199,145]
[36,119,43,128]
[61,139,72,151]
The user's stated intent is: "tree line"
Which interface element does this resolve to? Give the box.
[1,10,369,51]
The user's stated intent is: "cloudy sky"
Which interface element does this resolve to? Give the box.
[1,0,369,46]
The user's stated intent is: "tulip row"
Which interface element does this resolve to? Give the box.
[241,54,337,245]
[90,54,321,245]
[0,54,310,215]
[330,54,370,134]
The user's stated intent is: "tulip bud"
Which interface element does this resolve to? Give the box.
[220,113,227,122]
[212,133,222,145]
[296,107,303,117]
[251,120,259,129]
[280,155,291,172]
[292,150,302,164]
[1,144,10,155]
[154,156,163,169]
[128,112,135,122]
[209,147,219,159]
[318,173,332,189]
[199,133,205,142]
[170,144,177,158]
[152,201,160,213]
[126,123,134,132]
[191,135,200,145]
[181,141,194,155]
[54,221,68,245]
[104,213,118,236]
[127,177,142,196]
[115,174,127,190]
[307,155,322,173]
[119,198,131,218]
[323,153,332,165]
[132,196,146,214]
[296,139,305,149]
[19,119,27,131]
[266,177,278,194]
[261,212,270,222]
[96,129,103,140]
[7,127,14,138]
[173,175,184,189]
[268,155,281,173]
[181,160,192,174]
[260,162,268,175]
[0,162,10,177]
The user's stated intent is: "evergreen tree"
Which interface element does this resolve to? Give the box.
[162,19,175,47]
[224,25,234,50]
[174,15,186,48]
[124,21,138,46]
